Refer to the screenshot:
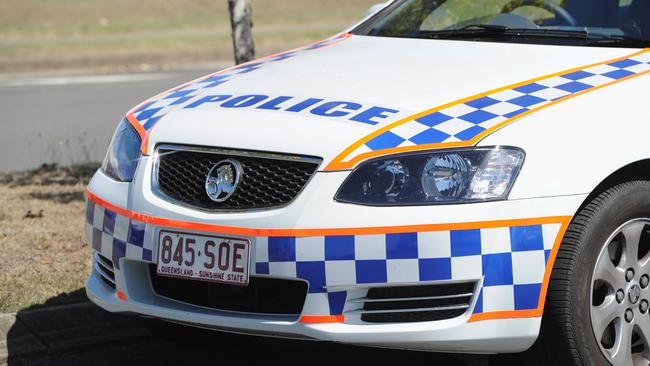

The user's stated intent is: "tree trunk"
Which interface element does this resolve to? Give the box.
[227,0,255,65]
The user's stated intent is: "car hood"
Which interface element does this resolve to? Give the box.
[137,34,640,170]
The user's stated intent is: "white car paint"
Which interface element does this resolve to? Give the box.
[84,5,650,353]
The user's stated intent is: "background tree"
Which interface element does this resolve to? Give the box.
[227,0,255,64]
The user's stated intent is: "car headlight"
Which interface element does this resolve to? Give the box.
[101,119,142,182]
[335,147,524,205]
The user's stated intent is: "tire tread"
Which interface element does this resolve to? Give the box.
[526,181,650,365]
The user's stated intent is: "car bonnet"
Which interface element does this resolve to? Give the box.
[127,34,650,170]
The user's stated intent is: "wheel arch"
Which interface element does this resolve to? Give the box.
[537,158,650,328]
[530,162,650,365]
[576,159,650,214]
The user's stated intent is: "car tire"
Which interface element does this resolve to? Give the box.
[525,180,650,366]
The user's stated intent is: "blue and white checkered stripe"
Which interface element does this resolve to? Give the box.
[353,52,650,155]
[129,34,349,132]
[253,224,563,316]
[84,200,154,270]
[84,199,564,318]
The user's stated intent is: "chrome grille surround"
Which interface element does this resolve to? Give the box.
[152,145,322,212]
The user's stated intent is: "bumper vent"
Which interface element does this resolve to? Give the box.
[154,146,321,211]
[149,265,308,318]
[348,282,477,323]
[95,253,116,289]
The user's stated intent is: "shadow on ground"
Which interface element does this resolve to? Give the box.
[2,289,524,366]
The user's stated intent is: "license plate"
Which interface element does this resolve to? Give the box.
[156,230,251,286]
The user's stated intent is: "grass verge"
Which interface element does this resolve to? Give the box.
[0,164,98,313]
[0,0,378,75]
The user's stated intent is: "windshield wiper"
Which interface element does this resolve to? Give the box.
[586,34,650,47]
[417,25,592,40]
[415,26,650,46]
[458,24,510,32]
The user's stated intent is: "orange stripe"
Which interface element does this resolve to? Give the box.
[141,130,152,155]
[128,33,352,155]
[88,190,572,323]
[299,315,344,324]
[325,48,650,171]
[87,189,570,237]
[117,291,127,301]
[535,217,570,310]
[126,114,146,140]
[469,309,541,322]
[89,190,132,218]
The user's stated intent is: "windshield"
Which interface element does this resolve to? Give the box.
[353,0,650,47]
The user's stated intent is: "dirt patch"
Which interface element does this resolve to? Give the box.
[0,164,98,313]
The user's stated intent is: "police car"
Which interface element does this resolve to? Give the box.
[84,1,650,364]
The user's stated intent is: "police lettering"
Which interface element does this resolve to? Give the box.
[184,94,399,126]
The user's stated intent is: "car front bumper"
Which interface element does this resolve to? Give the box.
[84,156,584,353]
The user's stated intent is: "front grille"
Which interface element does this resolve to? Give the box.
[154,146,321,211]
[95,253,116,289]
[347,282,477,323]
[149,265,308,318]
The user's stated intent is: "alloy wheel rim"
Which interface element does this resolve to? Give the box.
[591,218,650,365]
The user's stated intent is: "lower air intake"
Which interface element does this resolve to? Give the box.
[149,265,308,319]
[95,253,116,289]
[348,281,477,323]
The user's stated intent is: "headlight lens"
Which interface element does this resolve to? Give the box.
[101,119,142,182]
[335,147,524,205]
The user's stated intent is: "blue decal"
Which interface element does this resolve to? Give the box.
[222,95,269,108]
[185,95,231,109]
[257,96,294,110]
[310,101,363,118]
[286,98,324,112]
[350,106,400,125]
[183,93,401,126]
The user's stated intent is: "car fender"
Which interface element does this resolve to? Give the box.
[481,72,650,200]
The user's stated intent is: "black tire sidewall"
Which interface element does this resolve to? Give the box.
[568,182,650,365]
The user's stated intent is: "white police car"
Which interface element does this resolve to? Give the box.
[84,1,650,364]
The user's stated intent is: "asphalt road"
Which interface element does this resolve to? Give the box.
[0,68,224,173]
